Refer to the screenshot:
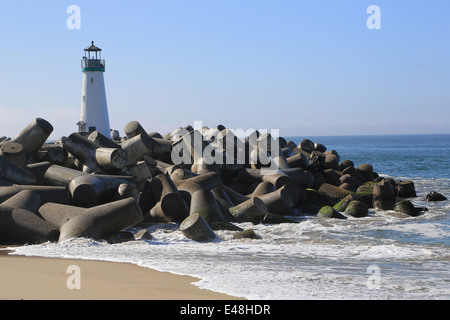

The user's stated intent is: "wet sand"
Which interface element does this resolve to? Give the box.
[0,250,244,300]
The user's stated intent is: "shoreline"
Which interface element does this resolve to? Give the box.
[0,249,244,300]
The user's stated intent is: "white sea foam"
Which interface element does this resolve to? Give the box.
[382,222,448,239]
[6,176,450,299]
[7,210,450,300]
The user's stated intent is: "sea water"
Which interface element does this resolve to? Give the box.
[8,134,450,300]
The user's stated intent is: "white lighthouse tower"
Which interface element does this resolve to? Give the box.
[78,41,111,137]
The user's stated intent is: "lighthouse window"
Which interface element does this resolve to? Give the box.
[91,78,93,84]
[82,95,85,102]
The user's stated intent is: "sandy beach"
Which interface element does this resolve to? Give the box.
[0,249,243,300]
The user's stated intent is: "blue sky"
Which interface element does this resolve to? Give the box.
[0,1,449,140]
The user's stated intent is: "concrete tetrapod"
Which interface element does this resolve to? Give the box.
[137,189,157,217]
[123,134,171,164]
[149,192,189,222]
[228,197,268,224]
[0,207,59,245]
[120,133,154,165]
[281,168,315,188]
[63,132,105,172]
[179,212,217,242]
[344,200,369,218]
[114,183,140,201]
[38,202,86,229]
[68,175,110,208]
[286,152,310,169]
[64,132,128,173]
[395,180,417,198]
[215,128,247,164]
[317,183,354,206]
[43,164,133,207]
[43,164,87,186]
[11,118,53,158]
[43,145,68,166]
[0,142,27,168]
[121,161,151,185]
[341,166,365,187]
[149,173,189,222]
[261,173,290,189]
[237,168,287,187]
[95,147,129,172]
[0,190,41,214]
[318,206,347,219]
[171,129,211,164]
[250,181,276,197]
[27,161,52,183]
[58,197,144,242]
[189,189,239,230]
[255,184,296,215]
[0,184,70,205]
[170,168,198,182]
[176,171,223,204]
[210,187,238,222]
[189,189,225,223]
[273,155,290,169]
[373,180,397,210]
[357,163,374,182]
[124,120,148,139]
[88,131,121,149]
[394,200,426,217]
[299,139,314,153]
[221,185,251,206]
[324,153,340,170]
[333,194,358,212]
[0,154,37,185]
[68,174,132,208]
[151,173,181,200]
[124,121,172,160]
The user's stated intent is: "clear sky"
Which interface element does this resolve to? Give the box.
[0,0,449,140]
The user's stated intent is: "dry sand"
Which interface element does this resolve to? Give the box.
[0,250,243,300]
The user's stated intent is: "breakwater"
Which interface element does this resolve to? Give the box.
[0,118,446,246]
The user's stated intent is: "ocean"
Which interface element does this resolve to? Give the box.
[7,134,450,300]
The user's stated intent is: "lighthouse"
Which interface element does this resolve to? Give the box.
[78,41,111,137]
